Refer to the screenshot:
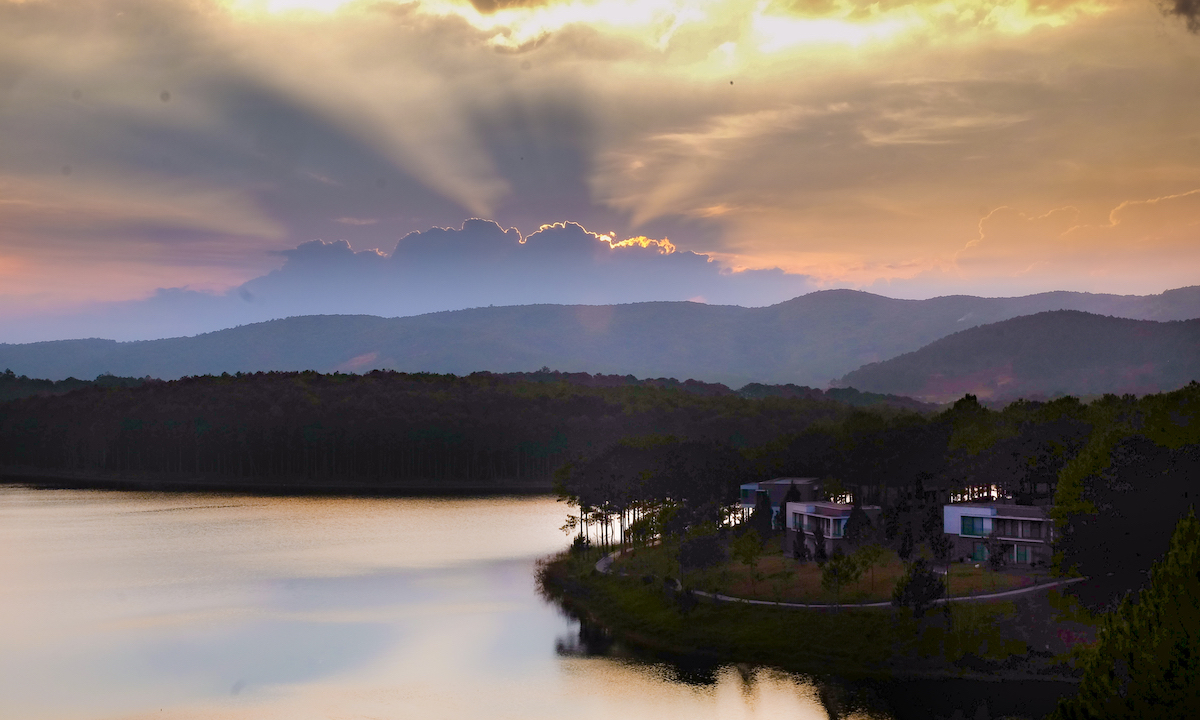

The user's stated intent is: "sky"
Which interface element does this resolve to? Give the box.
[1,0,1199,341]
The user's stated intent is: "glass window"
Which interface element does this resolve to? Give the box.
[1015,545,1029,563]
[961,516,984,536]
[972,542,988,561]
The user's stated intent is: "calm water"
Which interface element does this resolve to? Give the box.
[0,486,1064,720]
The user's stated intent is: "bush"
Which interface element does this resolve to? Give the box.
[892,557,945,618]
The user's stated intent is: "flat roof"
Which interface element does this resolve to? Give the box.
[947,503,1048,519]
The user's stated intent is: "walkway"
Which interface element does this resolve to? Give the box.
[595,548,1086,609]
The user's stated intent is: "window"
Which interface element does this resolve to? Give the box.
[1015,545,1029,564]
[972,542,988,561]
[961,516,985,536]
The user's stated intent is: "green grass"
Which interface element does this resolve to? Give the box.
[612,540,1031,605]
[541,549,1056,679]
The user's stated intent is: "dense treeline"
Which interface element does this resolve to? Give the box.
[0,369,858,490]
[4,367,1197,611]
[0,369,145,402]
[558,382,1200,611]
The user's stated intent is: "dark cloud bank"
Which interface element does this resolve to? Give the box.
[1165,0,1200,32]
[2,220,820,342]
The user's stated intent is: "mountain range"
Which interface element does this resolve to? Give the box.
[1,286,1199,389]
[840,311,1200,403]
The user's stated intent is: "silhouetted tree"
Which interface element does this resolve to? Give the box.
[749,491,774,537]
[892,557,945,618]
[821,547,861,608]
[853,542,888,594]
[984,532,1010,572]
[792,528,811,562]
[812,522,828,563]
[897,526,915,562]
[1051,509,1200,719]
[732,529,764,590]
[844,499,872,547]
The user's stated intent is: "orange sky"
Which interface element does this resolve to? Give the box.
[1,0,1199,326]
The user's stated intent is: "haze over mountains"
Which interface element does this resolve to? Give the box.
[3,286,1199,391]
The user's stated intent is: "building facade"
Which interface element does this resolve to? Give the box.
[943,503,1055,566]
[738,477,818,522]
[784,501,882,557]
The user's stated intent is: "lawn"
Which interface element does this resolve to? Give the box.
[541,549,1067,680]
[611,537,1033,605]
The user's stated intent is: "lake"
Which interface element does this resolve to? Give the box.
[0,486,1070,720]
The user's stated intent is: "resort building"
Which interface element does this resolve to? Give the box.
[738,477,818,521]
[943,503,1055,566]
[785,501,882,557]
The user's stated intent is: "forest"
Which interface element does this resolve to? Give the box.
[0,368,871,490]
[2,367,1198,610]
[555,381,1200,611]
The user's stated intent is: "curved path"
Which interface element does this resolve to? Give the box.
[595,548,1086,609]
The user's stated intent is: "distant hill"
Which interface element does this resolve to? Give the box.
[839,311,1200,403]
[2,286,1199,387]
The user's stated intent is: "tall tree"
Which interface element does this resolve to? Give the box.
[892,557,945,618]
[897,526,915,562]
[792,528,811,563]
[749,491,774,537]
[812,521,828,563]
[821,547,862,608]
[1052,509,1200,719]
[732,529,764,591]
[853,543,888,594]
[844,499,873,547]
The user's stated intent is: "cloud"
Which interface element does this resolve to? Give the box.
[0,0,1198,336]
[1164,0,1200,32]
[950,189,1200,293]
[246,218,816,311]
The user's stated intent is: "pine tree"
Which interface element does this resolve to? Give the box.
[792,527,811,562]
[821,547,862,608]
[891,557,945,618]
[1052,508,1200,718]
[844,499,872,547]
[897,525,914,562]
[813,521,828,563]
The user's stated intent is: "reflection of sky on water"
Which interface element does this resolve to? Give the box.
[0,487,834,720]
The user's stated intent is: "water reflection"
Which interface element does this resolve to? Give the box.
[0,486,1060,720]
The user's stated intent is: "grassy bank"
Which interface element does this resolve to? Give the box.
[540,548,1086,681]
[613,539,1033,605]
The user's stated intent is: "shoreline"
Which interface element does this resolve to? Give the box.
[541,550,1086,684]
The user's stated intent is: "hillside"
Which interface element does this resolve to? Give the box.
[2,286,1199,386]
[839,311,1200,403]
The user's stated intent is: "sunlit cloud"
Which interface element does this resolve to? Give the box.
[0,0,1197,338]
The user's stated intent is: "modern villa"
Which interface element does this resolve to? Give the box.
[943,503,1055,566]
[738,477,818,520]
[785,501,882,557]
